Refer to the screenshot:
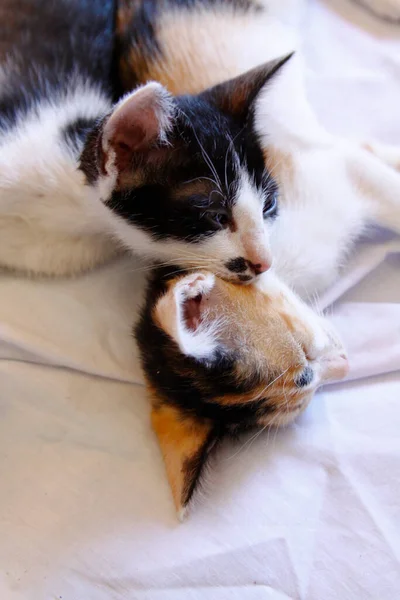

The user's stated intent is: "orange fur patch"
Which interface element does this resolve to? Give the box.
[118,8,258,94]
[264,146,297,194]
[151,401,213,512]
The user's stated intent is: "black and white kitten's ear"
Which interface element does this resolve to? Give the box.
[202,54,294,122]
[80,82,175,183]
[154,272,219,361]
[151,402,219,520]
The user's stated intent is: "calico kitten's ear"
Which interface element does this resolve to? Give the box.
[154,271,218,360]
[202,54,294,121]
[80,82,175,183]
[151,403,219,519]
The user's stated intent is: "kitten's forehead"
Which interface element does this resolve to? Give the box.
[172,95,260,178]
[175,95,242,145]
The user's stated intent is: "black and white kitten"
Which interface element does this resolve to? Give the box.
[0,0,286,280]
[117,0,400,297]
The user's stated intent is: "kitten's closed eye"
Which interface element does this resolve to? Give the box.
[186,193,230,231]
[136,268,348,518]
[263,191,278,217]
[204,208,230,229]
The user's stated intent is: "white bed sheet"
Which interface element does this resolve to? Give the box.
[1,2,400,599]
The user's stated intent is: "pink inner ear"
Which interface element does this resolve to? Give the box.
[183,294,203,332]
[111,105,159,154]
[103,84,172,175]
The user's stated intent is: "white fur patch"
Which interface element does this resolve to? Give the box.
[231,171,273,268]
[155,272,219,360]
[0,78,124,275]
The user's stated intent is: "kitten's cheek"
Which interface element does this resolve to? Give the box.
[259,398,312,428]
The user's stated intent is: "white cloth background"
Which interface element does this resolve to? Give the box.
[1,1,400,598]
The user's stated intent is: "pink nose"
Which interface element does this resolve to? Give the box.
[248,261,270,275]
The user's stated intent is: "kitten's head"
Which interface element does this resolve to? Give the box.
[80,56,292,282]
[135,268,348,518]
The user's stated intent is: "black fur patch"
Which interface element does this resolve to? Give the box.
[0,0,116,132]
[63,117,99,155]
[182,424,221,507]
[238,274,253,282]
[117,0,162,90]
[79,120,105,185]
[106,93,277,242]
[226,257,248,273]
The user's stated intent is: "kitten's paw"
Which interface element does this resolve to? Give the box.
[363,141,400,172]
[357,0,400,21]
[175,272,215,300]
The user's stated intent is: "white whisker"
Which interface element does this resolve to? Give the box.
[180,109,223,193]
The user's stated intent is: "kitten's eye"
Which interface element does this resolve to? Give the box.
[263,192,278,217]
[205,210,229,229]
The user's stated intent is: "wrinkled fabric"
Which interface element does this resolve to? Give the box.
[1,2,400,599]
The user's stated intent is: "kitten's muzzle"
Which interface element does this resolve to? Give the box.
[225,256,271,282]
[294,351,348,396]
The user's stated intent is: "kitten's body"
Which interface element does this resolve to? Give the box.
[0,0,287,281]
[117,0,400,297]
[0,0,121,275]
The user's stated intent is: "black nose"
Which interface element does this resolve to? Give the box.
[294,367,314,388]
[225,257,248,273]
[225,257,270,277]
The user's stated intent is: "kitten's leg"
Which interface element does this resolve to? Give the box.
[355,0,400,22]
[362,141,400,172]
[348,146,400,234]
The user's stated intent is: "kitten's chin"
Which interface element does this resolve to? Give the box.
[256,393,314,429]
[220,271,258,285]
[271,354,350,427]
[257,355,348,430]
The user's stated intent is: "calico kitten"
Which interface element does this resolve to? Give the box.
[0,0,290,281]
[117,0,400,297]
[136,267,348,517]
